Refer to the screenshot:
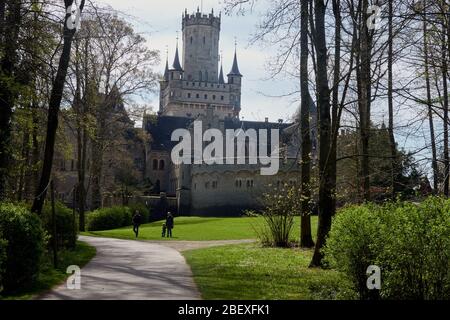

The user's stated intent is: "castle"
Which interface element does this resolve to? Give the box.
[142,9,307,216]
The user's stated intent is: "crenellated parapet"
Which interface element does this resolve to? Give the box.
[182,8,221,31]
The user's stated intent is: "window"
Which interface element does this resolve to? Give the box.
[212,181,218,189]
[190,36,193,44]
[213,95,216,100]
[205,71,208,81]
[230,77,234,84]
[199,71,203,82]
[196,94,200,99]
[235,179,243,188]
[205,182,210,189]
[221,96,224,101]
[152,159,158,170]
[187,93,191,98]
[203,36,206,44]
[204,94,208,99]
[159,160,165,170]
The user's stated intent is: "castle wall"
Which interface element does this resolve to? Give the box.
[189,163,300,216]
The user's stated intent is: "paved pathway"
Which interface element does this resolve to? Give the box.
[38,236,201,300]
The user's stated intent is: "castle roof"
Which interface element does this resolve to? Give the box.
[164,58,169,81]
[145,116,193,151]
[218,63,225,84]
[228,50,242,77]
[172,45,183,71]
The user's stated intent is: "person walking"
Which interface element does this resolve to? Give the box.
[165,212,174,238]
[132,210,143,238]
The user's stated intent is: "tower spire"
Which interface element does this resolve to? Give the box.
[219,52,225,84]
[172,34,183,71]
[228,40,242,77]
[164,46,169,81]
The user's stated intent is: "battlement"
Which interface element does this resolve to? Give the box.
[182,9,221,30]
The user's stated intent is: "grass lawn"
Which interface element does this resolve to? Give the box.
[82,216,318,241]
[0,241,96,300]
[183,244,355,300]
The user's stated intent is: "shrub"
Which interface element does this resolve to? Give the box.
[86,206,133,231]
[323,204,381,299]
[41,202,78,249]
[258,185,299,247]
[376,198,450,300]
[324,197,450,300]
[0,203,45,293]
[0,233,7,293]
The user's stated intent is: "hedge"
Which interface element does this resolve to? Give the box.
[324,197,450,300]
[0,203,45,293]
[41,201,78,249]
[86,206,133,231]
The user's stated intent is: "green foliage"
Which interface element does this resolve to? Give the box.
[258,185,300,247]
[324,197,450,300]
[0,203,45,293]
[86,206,133,231]
[375,198,450,300]
[323,204,380,299]
[41,202,78,249]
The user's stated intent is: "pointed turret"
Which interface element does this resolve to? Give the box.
[172,43,183,71]
[164,57,169,81]
[227,50,242,77]
[218,63,225,84]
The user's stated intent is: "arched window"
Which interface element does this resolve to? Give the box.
[159,160,165,170]
[152,159,158,170]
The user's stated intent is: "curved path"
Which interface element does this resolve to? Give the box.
[38,236,201,300]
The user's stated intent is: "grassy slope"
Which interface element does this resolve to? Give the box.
[82,216,318,241]
[184,244,354,300]
[1,241,96,300]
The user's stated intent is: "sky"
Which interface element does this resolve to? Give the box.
[96,0,299,123]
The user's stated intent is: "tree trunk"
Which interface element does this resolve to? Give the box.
[310,0,334,268]
[442,19,449,197]
[90,122,104,210]
[423,1,439,193]
[0,0,21,200]
[358,0,371,202]
[32,0,85,214]
[299,0,314,248]
[387,0,398,199]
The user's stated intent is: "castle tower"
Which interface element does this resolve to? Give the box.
[159,8,242,120]
[182,8,221,82]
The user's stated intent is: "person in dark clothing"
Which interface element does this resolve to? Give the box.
[132,211,142,238]
[162,223,167,237]
[165,212,174,238]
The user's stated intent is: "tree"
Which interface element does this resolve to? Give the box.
[32,0,86,214]
[309,0,335,267]
[299,0,314,248]
[0,0,22,200]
